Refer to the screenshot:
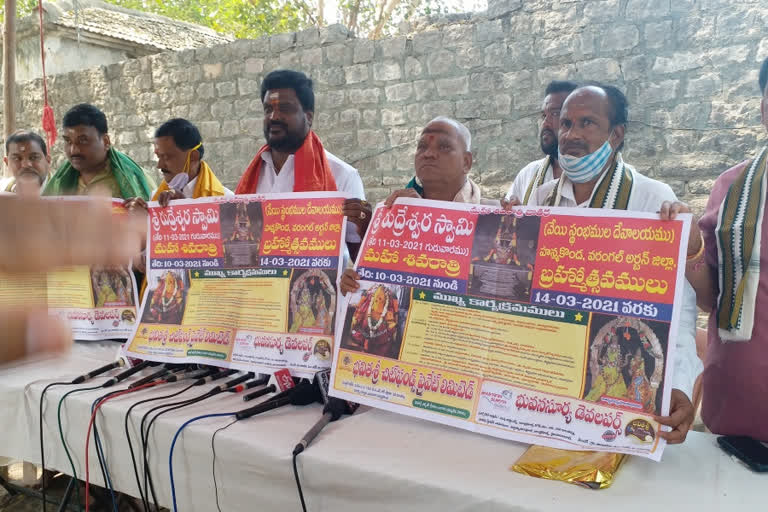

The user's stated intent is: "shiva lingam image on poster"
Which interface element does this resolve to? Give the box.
[469,214,541,301]
[582,314,669,415]
[220,201,264,268]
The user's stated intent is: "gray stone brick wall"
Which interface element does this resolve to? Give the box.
[6,0,768,210]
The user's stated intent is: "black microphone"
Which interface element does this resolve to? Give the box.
[235,381,321,420]
[243,384,276,402]
[293,398,359,455]
[70,359,125,384]
[128,367,169,389]
[102,360,159,388]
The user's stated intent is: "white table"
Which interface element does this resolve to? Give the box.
[0,342,763,511]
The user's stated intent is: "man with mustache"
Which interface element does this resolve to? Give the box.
[236,70,369,252]
[43,103,154,199]
[124,118,233,210]
[1,130,51,197]
[503,80,578,207]
[529,84,701,444]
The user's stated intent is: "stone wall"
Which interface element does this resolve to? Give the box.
[6,0,768,210]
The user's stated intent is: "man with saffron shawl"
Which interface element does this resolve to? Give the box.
[124,118,233,211]
[236,70,369,258]
[43,104,153,199]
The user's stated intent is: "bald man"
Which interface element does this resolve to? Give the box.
[382,116,498,207]
[529,84,701,445]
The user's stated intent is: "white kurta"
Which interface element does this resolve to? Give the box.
[531,166,702,399]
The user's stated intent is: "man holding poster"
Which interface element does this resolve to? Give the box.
[530,84,701,444]
[235,70,369,255]
[332,87,698,461]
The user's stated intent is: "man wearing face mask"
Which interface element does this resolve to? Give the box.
[236,70,369,253]
[124,118,233,211]
[43,103,154,199]
[503,80,578,207]
[531,84,702,445]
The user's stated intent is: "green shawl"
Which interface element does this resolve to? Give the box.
[43,148,153,200]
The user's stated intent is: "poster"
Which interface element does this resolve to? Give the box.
[329,198,690,460]
[124,193,347,379]
[0,199,139,340]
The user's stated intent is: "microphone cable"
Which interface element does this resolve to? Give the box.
[84,382,160,512]
[124,368,213,512]
[38,359,124,512]
[169,412,236,512]
[210,418,238,512]
[56,383,106,512]
[293,451,308,512]
[38,380,70,512]
[140,370,243,510]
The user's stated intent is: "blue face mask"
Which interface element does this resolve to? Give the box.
[557,134,614,184]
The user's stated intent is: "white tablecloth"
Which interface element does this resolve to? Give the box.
[0,342,763,511]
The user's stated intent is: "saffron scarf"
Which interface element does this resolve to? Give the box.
[715,146,768,341]
[235,131,336,194]
[43,148,153,200]
[151,161,226,201]
[545,153,633,210]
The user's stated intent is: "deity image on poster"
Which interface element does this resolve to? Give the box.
[468,214,541,301]
[288,269,337,335]
[341,282,409,360]
[91,266,135,307]
[220,201,264,267]
[141,269,188,325]
[313,339,332,360]
[582,314,669,414]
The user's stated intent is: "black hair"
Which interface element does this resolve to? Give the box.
[759,56,768,97]
[154,118,205,158]
[545,80,579,96]
[260,69,315,112]
[577,83,628,150]
[62,103,108,135]
[5,130,47,156]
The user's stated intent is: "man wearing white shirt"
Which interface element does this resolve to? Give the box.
[504,80,578,207]
[236,70,369,256]
[530,84,701,444]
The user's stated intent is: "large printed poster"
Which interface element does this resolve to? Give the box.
[125,193,347,378]
[330,198,691,460]
[0,199,139,340]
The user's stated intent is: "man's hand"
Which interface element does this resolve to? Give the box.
[0,196,144,274]
[0,309,72,364]
[384,188,420,208]
[123,197,148,214]
[342,198,372,237]
[654,388,695,444]
[157,189,185,208]
[659,200,702,257]
[501,196,521,210]
[339,269,361,296]
[0,196,145,364]
[133,249,147,274]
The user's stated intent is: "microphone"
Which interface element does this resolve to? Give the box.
[228,375,270,393]
[102,360,159,387]
[293,398,359,455]
[128,367,170,389]
[70,359,125,384]
[235,381,321,420]
[243,384,276,402]
[205,372,255,397]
